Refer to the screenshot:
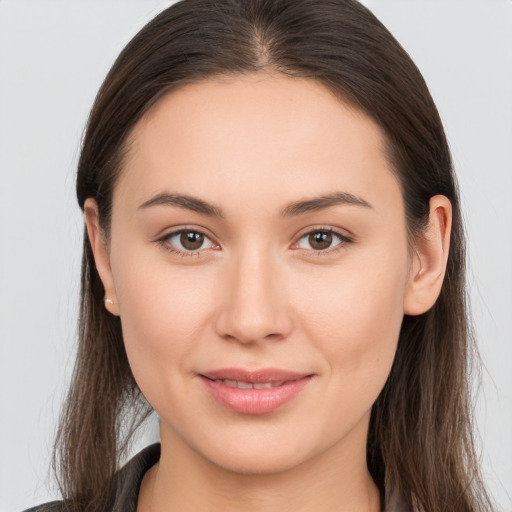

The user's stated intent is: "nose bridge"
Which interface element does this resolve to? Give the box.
[215,241,292,344]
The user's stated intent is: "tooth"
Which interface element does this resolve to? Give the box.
[271,381,284,388]
[237,381,253,389]
[223,380,238,388]
[253,382,272,389]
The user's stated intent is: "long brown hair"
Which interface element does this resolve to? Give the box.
[54,1,493,510]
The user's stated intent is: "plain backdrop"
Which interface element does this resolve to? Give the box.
[0,1,511,511]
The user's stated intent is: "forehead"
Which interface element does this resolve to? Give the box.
[115,73,402,215]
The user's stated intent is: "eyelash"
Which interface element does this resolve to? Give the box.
[157,228,217,257]
[294,228,353,256]
[157,227,353,257]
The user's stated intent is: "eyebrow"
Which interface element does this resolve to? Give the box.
[281,192,372,216]
[138,191,372,218]
[139,193,225,218]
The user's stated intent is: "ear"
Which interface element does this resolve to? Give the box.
[84,198,120,316]
[404,195,452,316]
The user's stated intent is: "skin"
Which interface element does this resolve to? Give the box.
[85,73,452,512]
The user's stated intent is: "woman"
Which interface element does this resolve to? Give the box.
[25,0,494,511]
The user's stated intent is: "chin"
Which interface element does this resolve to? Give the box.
[187,422,334,477]
[205,444,310,476]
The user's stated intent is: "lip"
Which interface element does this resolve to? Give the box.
[198,367,314,415]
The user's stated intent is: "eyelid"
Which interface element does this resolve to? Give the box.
[156,226,219,256]
[156,225,354,257]
[291,226,354,255]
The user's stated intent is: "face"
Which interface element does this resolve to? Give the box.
[95,74,416,475]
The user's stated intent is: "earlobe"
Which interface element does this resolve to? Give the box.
[404,195,452,316]
[84,198,120,316]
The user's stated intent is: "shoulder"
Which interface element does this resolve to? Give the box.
[22,443,161,512]
[22,502,64,512]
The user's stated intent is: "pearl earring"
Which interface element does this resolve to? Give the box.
[104,298,114,306]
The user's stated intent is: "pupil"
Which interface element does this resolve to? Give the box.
[180,231,204,250]
[309,231,332,250]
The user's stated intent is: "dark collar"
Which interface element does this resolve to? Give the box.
[110,443,161,512]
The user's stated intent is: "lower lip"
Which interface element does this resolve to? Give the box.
[200,376,313,415]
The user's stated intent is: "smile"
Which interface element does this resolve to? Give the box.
[213,379,286,389]
[199,368,314,415]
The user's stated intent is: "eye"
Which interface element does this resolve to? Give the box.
[159,229,217,255]
[295,229,351,253]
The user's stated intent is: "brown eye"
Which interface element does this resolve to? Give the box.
[180,231,205,250]
[296,229,349,253]
[162,229,215,255]
[308,231,332,250]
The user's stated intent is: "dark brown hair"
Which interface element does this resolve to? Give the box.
[54,1,493,511]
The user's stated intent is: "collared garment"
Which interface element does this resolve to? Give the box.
[24,443,411,512]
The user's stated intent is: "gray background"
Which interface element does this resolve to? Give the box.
[1,1,511,510]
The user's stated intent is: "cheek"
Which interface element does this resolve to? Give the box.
[297,252,408,390]
[111,252,216,396]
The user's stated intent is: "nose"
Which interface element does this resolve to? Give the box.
[214,246,294,345]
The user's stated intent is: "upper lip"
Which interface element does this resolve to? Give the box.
[199,368,312,384]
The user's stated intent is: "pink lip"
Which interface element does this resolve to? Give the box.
[199,368,314,415]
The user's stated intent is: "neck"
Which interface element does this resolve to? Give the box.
[139,424,381,512]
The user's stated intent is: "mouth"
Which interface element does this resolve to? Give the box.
[198,368,314,415]
[207,379,288,389]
